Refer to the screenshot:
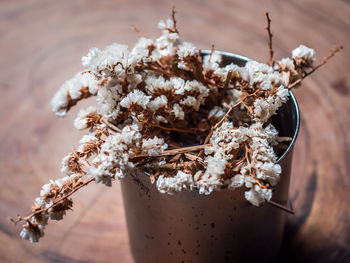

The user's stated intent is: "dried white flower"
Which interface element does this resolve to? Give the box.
[208,106,226,120]
[82,43,131,76]
[74,106,98,130]
[132,38,154,60]
[142,136,168,156]
[89,124,142,186]
[148,95,168,111]
[120,89,151,109]
[20,223,44,243]
[278,57,295,71]
[244,188,265,207]
[158,19,174,30]
[292,44,315,66]
[228,174,245,189]
[157,171,194,194]
[253,85,289,122]
[172,103,185,120]
[177,41,197,59]
[51,72,97,117]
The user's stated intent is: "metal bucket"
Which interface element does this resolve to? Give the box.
[120,51,300,263]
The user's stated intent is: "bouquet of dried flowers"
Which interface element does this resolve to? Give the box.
[13,10,342,243]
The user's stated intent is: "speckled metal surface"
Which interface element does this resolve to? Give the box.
[120,52,300,263]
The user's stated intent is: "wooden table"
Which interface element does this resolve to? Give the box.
[1,0,349,262]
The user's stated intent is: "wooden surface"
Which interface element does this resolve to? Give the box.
[0,0,349,262]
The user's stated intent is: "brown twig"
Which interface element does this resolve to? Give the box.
[267,200,294,214]
[134,144,210,159]
[219,70,233,100]
[288,45,343,89]
[244,143,268,189]
[171,6,179,33]
[265,12,274,67]
[100,117,121,133]
[156,144,209,156]
[12,177,95,225]
[147,123,200,134]
[184,153,206,166]
[130,24,144,38]
[209,44,215,61]
[287,78,302,90]
[303,45,343,78]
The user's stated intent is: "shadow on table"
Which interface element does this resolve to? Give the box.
[278,166,350,263]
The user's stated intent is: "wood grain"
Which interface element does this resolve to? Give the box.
[0,0,349,262]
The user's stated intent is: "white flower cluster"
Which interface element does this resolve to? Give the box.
[253,86,289,122]
[51,25,211,126]
[61,127,104,176]
[144,75,209,120]
[50,17,316,208]
[292,44,315,67]
[153,122,281,206]
[74,106,99,130]
[51,71,99,117]
[157,171,194,194]
[277,57,295,72]
[142,136,168,156]
[82,43,139,77]
[88,124,145,186]
[202,122,280,205]
[19,14,326,243]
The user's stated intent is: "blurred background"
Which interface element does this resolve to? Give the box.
[0,0,349,262]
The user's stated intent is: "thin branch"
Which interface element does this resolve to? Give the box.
[267,200,294,214]
[303,45,343,78]
[288,45,343,89]
[265,12,274,67]
[12,177,96,224]
[219,70,233,100]
[184,153,206,166]
[171,6,179,33]
[100,117,121,133]
[130,24,144,37]
[209,44,215,61]
[277,136,292,142]
[155,144,209,156]
[133,144,210,159]
[147,123,201,134]
[287,78,302,90]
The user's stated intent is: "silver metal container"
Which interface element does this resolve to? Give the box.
[121,51,300,263]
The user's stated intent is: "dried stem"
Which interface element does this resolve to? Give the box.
[148,123,200,134]
[184,153,206,166]
[100,117,121,133]
[171,6,179,34]
[303,45,343,78]
[157,144,209,156]
[267,200,294,214]
[288,45,343,89]
[219,70,233,100]
[12,177,95,225]
[265,12,274,67]
[244,144,267,189]
[209,44,215,61]
[130,24,144,37]
[134,144,210,159]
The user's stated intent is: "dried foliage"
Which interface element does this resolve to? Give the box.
[13,10,342,242]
